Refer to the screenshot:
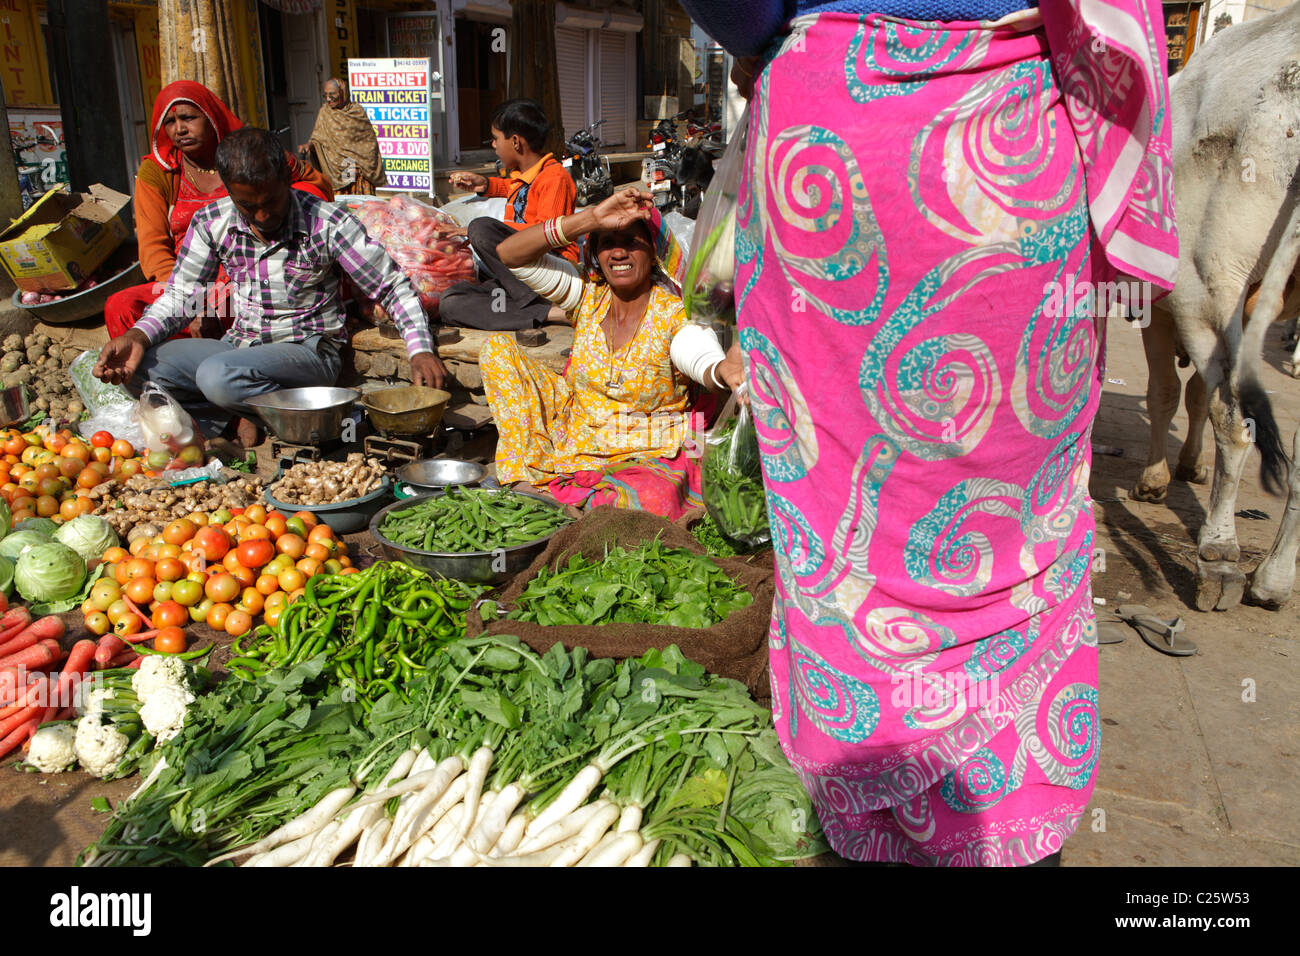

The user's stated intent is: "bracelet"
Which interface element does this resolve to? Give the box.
[553,216,569,248]
[544,217,569,249]
[708,362,728,391]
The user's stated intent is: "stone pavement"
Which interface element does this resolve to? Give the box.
[1066,313,1300,866]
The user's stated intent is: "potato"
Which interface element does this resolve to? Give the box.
[3,334,22,352]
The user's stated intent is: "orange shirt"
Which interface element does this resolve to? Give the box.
[482,153,579,264]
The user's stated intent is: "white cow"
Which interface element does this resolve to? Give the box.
[1133,3,1300,611]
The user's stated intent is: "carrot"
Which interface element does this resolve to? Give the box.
[94,635,129,669]
[0,670,35,707]
[0,717,38,760]
[0,592,8,615]
[53,706,76,721]
[0,607,31,645]
[0,676,47,720]
[121,596,154,628]
[0,640,65,674]
[125,657,144,670]
[0,615,63,661]
[120,628,161,646]
[52,640,96,711]
[105,650,136,669]
[0,703,42,739]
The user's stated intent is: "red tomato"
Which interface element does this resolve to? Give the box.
[154,626,187,654]
[193,526,231,562]
[90,431,114,449]
[236,538,276,571]
[152,601,188,629]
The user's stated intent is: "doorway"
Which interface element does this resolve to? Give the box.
[454,18,508,157]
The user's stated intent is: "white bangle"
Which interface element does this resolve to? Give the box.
[708,362,727,390]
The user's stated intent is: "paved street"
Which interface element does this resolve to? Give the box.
[1066,313,1300,866]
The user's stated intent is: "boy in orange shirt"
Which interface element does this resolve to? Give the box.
[442,99,578,330]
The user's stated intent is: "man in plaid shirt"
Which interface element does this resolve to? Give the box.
[94,127,446,445]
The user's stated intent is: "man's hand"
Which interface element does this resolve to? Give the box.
[93,330,149,386]
[411,351,449,391]
[449,171,487,193]
[590,187,654,233]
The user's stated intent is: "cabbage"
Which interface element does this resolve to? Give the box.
[0,498,10,539]
[0,529,52,562]
[0,555,12,597]
[15,517,58,537]
[15,542,86,605]
[54,515,119,564]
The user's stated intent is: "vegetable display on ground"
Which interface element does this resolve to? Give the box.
[270,454,386,506]
[378,487,571,553]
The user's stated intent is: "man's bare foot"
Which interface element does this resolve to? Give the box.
[236,417,264,450]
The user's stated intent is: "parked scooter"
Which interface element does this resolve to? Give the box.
[563,120,614,208]
[642,114,719,219]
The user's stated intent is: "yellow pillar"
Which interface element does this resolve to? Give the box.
[158,0,265,126]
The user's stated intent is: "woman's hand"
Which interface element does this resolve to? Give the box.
[731,57,760,101]
[715,341,745,393]
[590,187,654,233]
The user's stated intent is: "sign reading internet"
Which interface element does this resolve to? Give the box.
[347,58,432,194]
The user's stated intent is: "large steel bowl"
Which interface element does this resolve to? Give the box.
[396,457,485,492]
[246,387,360,444]
[368,488,570,584]
[10,257,145,324]
[362,385,450,436]
[265,476,392,534]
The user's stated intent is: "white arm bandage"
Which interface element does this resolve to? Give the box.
[669,323,727,387]
[508,254,585,313]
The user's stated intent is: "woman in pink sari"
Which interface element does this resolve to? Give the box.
[681,0,1178,864]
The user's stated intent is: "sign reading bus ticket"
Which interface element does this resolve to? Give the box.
[347,58,433,194]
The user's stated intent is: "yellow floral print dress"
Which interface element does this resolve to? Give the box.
[480,281,691,485]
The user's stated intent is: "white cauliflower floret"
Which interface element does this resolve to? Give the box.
[78,685,116,718]
[27,723,77,773]
[132,656,188,703]
[74,715,129,778]
[137,683,193,743]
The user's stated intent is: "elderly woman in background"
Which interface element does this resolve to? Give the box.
[479,186,741,518]
[106,80,331,340]
[299,78,387,196]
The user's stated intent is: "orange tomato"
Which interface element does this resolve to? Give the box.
[304,542,331,563]
[91,446,111,465]
[75,495,95,516]
[114,614,141,637]
[140,544,162,563]
[263,591,288,616]
[113,562,130,586]
[110,439,135,459]
[103,546,129,564]
[224,609,254,638]
[128,537,149,557]
[292,510,319,530]
[264,607,283,628]
[244,504,267,525]
[241,523,273,543]
[236,538,275,570]
[307,523,335,544]
[193,527,231,562]
[154,626,187,654]
[163,519,197,546]
[264,513,287,538]
[274,534,306,560]
[58,498,79,521]
[337,556,353,569]
[206,602,234,630]
[222,550,244,575]
[36,495,59,517]
[76,469,102,490]
[295,558,321,578]
[182,551,209,574]
[3,436,25,456]
[152,601,188,629]
[154,558,186,583]
[124,577,157,604]
[254,573,280,596]
[276,568,306,593]
[124,557,156,581]
[236,587,264,616]
[229,563,257,588]
[339,566,359,575]
[205,572,240,604]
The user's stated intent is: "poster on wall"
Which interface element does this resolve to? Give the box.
[9,112,69,208]
[347,58,433,195]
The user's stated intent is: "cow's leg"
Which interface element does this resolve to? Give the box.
[1174,369,1210,484]
[1195,372,1253,611]
[1133,310,1181,502]
[1247,422,1300,608]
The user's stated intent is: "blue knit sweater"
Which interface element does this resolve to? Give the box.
[681,0,1039,57]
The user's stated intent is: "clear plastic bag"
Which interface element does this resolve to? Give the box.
[69,349,134,417]
[683,104,749,352]
[135,382,204,455]
[701,385,769,548]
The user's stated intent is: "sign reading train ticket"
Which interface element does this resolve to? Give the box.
[347,58,433,194]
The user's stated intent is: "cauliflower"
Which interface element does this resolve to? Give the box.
[27,723,77,773]
[74,715,130,778]
[78,685,116,718]
[132,656,188,703]
[137,683,193,743]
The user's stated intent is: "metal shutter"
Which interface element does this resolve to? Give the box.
[556,26,589,141]
[597,29,630,147]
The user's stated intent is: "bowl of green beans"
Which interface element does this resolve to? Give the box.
[368,485,574,584]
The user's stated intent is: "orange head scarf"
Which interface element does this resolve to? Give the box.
[148,81,244,172]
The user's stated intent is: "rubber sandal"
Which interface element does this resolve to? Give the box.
[1115,604,1198,657]
[1096,621,1127,645]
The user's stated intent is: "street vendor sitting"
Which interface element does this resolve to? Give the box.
[93,127,447,447]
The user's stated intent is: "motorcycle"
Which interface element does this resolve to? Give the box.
[563,120,614,208]
[642,114,720,219]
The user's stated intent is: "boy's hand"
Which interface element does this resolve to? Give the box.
[449,171,487,193]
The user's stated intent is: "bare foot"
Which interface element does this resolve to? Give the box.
[236,417,264,450]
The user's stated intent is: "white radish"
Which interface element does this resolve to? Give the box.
[294,821,342,867]
[409,746,437,775]
[310,803,382,868]
[353,818,391,867]
[477,840,577,867]
[523,764,602,840]
[666,853,693,867]
[516,798,613,854]
[246,829,319,867]
[385,771,469,864]
[580,831,643,867]
[206,785,356,867]
[387,757,465,849]
[345,766,451,811]
[490,813,529,857]
[617,804,643,833]
[446,784,522,866]
[455,747,494,842]
[433,787,497,863]
[624,838,661,867]
[406,804,466,866]
[380,748,419,787]
[548,802,621,867]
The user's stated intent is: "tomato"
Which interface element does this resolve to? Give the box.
[322,559,343,576]
[255,574,280,596]
[206,602,233,630]
[236,587,265,615]
[2,436,24,456]
[284,516,309,538]
[125,577,157,605]
[154,626,187,654]
[154,558,186,583]
[265,554,294,576]
[276,568,305,593]
[236,538,275,570]
[110,439,135,459]
[224,609,254,638]
[152,601,188,629]
[205,572,240,604]
[244,504,268,525]
[222,550,244,575]
[303,542,331,563]
[163,519,197,546]
[76,469,103,490]
[152,580,174,603]
[92,447,112,465]
[119,458,142,479]
[124,557,156,581]
[90,431,113,449]
[264,607,283,628]
[190,597,214,624]
[170,579,203,607]
[193,526,231,562]
[89,579,121,611]
[58,498,79,521]
[114,614,142,637]
[75,495,96,516]
[84,611,111,636]
[241,523,273,542]
[264,513,287,538]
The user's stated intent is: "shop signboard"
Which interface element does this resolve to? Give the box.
[347,58,433,195]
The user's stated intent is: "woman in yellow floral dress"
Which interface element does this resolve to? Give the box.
[480,187,740,518]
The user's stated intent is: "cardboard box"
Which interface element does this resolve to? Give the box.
[0,184,131,293]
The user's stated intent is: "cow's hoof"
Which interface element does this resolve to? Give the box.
[1131,482,1169,503]
[1286,361,1300,379]
[1174,463,1209,485]
[1245,585,1290,611]
[1195,559,1247,611]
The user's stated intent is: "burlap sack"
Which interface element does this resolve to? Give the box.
[469,506,774,701]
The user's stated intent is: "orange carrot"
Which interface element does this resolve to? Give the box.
[0,640,65,674]
[0,676,47,720]
[94,635,129,669]
[0,616,64,661]
[121,596,154,628]
[0,607,31,645]
[52,640,96,711]
[0,703,42,739]
[0,591,8,614]
[106,650,136,669]
[0,717,38,760]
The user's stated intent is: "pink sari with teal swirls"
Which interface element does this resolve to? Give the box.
[738,3,1175,865]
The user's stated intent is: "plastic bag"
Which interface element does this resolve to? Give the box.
[345,195,477,318]
[69,349,134,417]
[134,382,203,455]
[701,385,769,548]
[683,105,749,352]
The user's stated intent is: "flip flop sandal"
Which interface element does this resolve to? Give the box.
[1115,604,1198,657]
[1096,621,1128,645]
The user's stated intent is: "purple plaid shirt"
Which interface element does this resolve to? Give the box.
[135,190,433,356]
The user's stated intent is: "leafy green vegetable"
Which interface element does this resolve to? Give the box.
[15,540,85,606]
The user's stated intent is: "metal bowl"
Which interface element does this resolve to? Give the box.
[265,475,393,534]
[10,258,145,324]
[362,385,451,437]
[0,386,29,427]
[246,387,360,444]
[396,458,485,491]
[368,488,569,584]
